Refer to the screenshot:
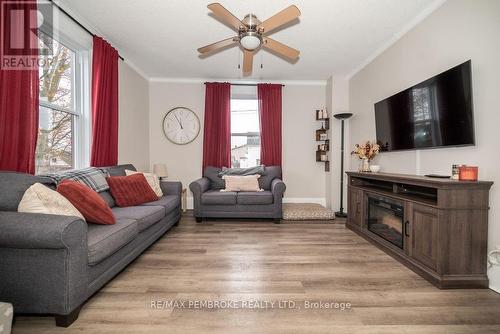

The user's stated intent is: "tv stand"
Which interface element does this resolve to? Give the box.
[346,171,493,289]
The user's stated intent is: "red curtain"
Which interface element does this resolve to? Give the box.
[258,84,282,167]
[90,36,119,167]
[0,0,39,174]
[202,82,231,171]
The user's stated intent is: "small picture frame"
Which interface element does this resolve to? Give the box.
[319,133,328,141]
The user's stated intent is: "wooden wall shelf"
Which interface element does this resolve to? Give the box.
[315,111,329,171]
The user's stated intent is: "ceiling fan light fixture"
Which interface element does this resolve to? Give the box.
[199,3,301,74]
[240,33,261,51]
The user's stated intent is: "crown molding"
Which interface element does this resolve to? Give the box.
[54,0,149,80]
[122,60,149,80]
[148,77,327,86]
[347,0,448,80]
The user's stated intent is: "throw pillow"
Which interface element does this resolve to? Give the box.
[41,167,110,192]
[18,183,85,220]
[57,180,115,225]
[106,173,159,207]
[221,175,262,192]
[125,170,163,197]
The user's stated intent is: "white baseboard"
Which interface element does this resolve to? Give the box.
[283,197,326,207]
[185,197,327,210]
[489,284,500,294]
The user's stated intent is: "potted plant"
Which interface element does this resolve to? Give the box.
[351,141,380,172]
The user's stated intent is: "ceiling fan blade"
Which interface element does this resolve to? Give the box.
[243,50,253,74]
[257,5,301,34]
[198,37,238,54]
[262,37,300,60]
[207,3,245,31]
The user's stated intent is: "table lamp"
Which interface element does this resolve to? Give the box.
[153,164,168,180]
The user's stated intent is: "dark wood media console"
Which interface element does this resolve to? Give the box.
[346,171,493,289]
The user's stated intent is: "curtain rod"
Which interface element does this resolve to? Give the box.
[48,0,125,61]
[204,82,285,87]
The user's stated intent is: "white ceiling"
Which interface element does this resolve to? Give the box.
[61,0,443,80]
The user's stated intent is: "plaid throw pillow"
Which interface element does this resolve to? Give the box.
[42,167,110,193]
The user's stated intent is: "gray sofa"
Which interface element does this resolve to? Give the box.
[0,164,181,327]
[189,166,286,223]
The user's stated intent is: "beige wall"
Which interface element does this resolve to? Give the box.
[349,0,500,290]
[325,76,350,212]
[149,82,327,206]
[282,85,326,201]
[149,82,205,204]
[118,62,150,172]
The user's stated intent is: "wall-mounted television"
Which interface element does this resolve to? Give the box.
[374,60,474,152]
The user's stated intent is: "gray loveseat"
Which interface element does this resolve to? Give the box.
[189,166,286,223]
[0,164,181,327]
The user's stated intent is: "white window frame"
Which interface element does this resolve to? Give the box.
[38,26,91,171]
[229,92,261,168]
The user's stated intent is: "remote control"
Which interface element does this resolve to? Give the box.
[424,174,451,179]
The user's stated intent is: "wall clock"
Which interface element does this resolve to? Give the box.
[162,107,200,145]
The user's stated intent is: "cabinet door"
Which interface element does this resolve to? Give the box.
[409,203,439,271]
[348,187,363,226]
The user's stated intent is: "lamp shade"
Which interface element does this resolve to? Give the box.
[153,164,168,178]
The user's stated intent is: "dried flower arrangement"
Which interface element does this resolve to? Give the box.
[351,141,380,161]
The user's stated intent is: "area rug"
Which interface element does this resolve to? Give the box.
[282,203,336,222]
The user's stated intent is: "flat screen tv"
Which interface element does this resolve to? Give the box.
[374,60,474,152]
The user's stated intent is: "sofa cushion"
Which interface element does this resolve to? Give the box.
[201,190,237,205]
[0,172,54,211]
[222,175,262,192]
[112,205,165,232]
[18,183,85,220]
[140,195,180,213]
[57,180,115,225]
[259,166,282,190]
[106,174,159,207]
[125,170,163,197]
[99,191,116,207]
[42,167,110,193]
[203,166,225,190]
[100,164,136,177]
[237,191,274,205]
[87,218,138,265]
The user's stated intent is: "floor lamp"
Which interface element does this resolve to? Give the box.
[334,112,353,218]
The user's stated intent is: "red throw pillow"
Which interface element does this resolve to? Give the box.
[106,173,159,207]
[57,180,115,225]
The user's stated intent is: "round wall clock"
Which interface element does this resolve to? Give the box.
[162,107,200,145]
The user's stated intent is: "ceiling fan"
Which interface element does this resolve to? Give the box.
[198,3,301,75]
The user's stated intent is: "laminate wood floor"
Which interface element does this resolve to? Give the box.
[13,213,500,334]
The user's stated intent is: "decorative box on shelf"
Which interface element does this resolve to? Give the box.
[315,109,330,172]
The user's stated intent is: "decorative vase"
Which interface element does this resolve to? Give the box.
[362,158,371,172]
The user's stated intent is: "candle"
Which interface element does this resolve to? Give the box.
[458,166,478,181]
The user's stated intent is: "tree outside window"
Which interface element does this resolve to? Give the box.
[36,31,76,174]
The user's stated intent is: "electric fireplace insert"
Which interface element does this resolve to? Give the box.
[367,196,405,249]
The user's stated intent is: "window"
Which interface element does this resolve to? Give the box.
[35,29,90,174]
[230,90,261,168]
